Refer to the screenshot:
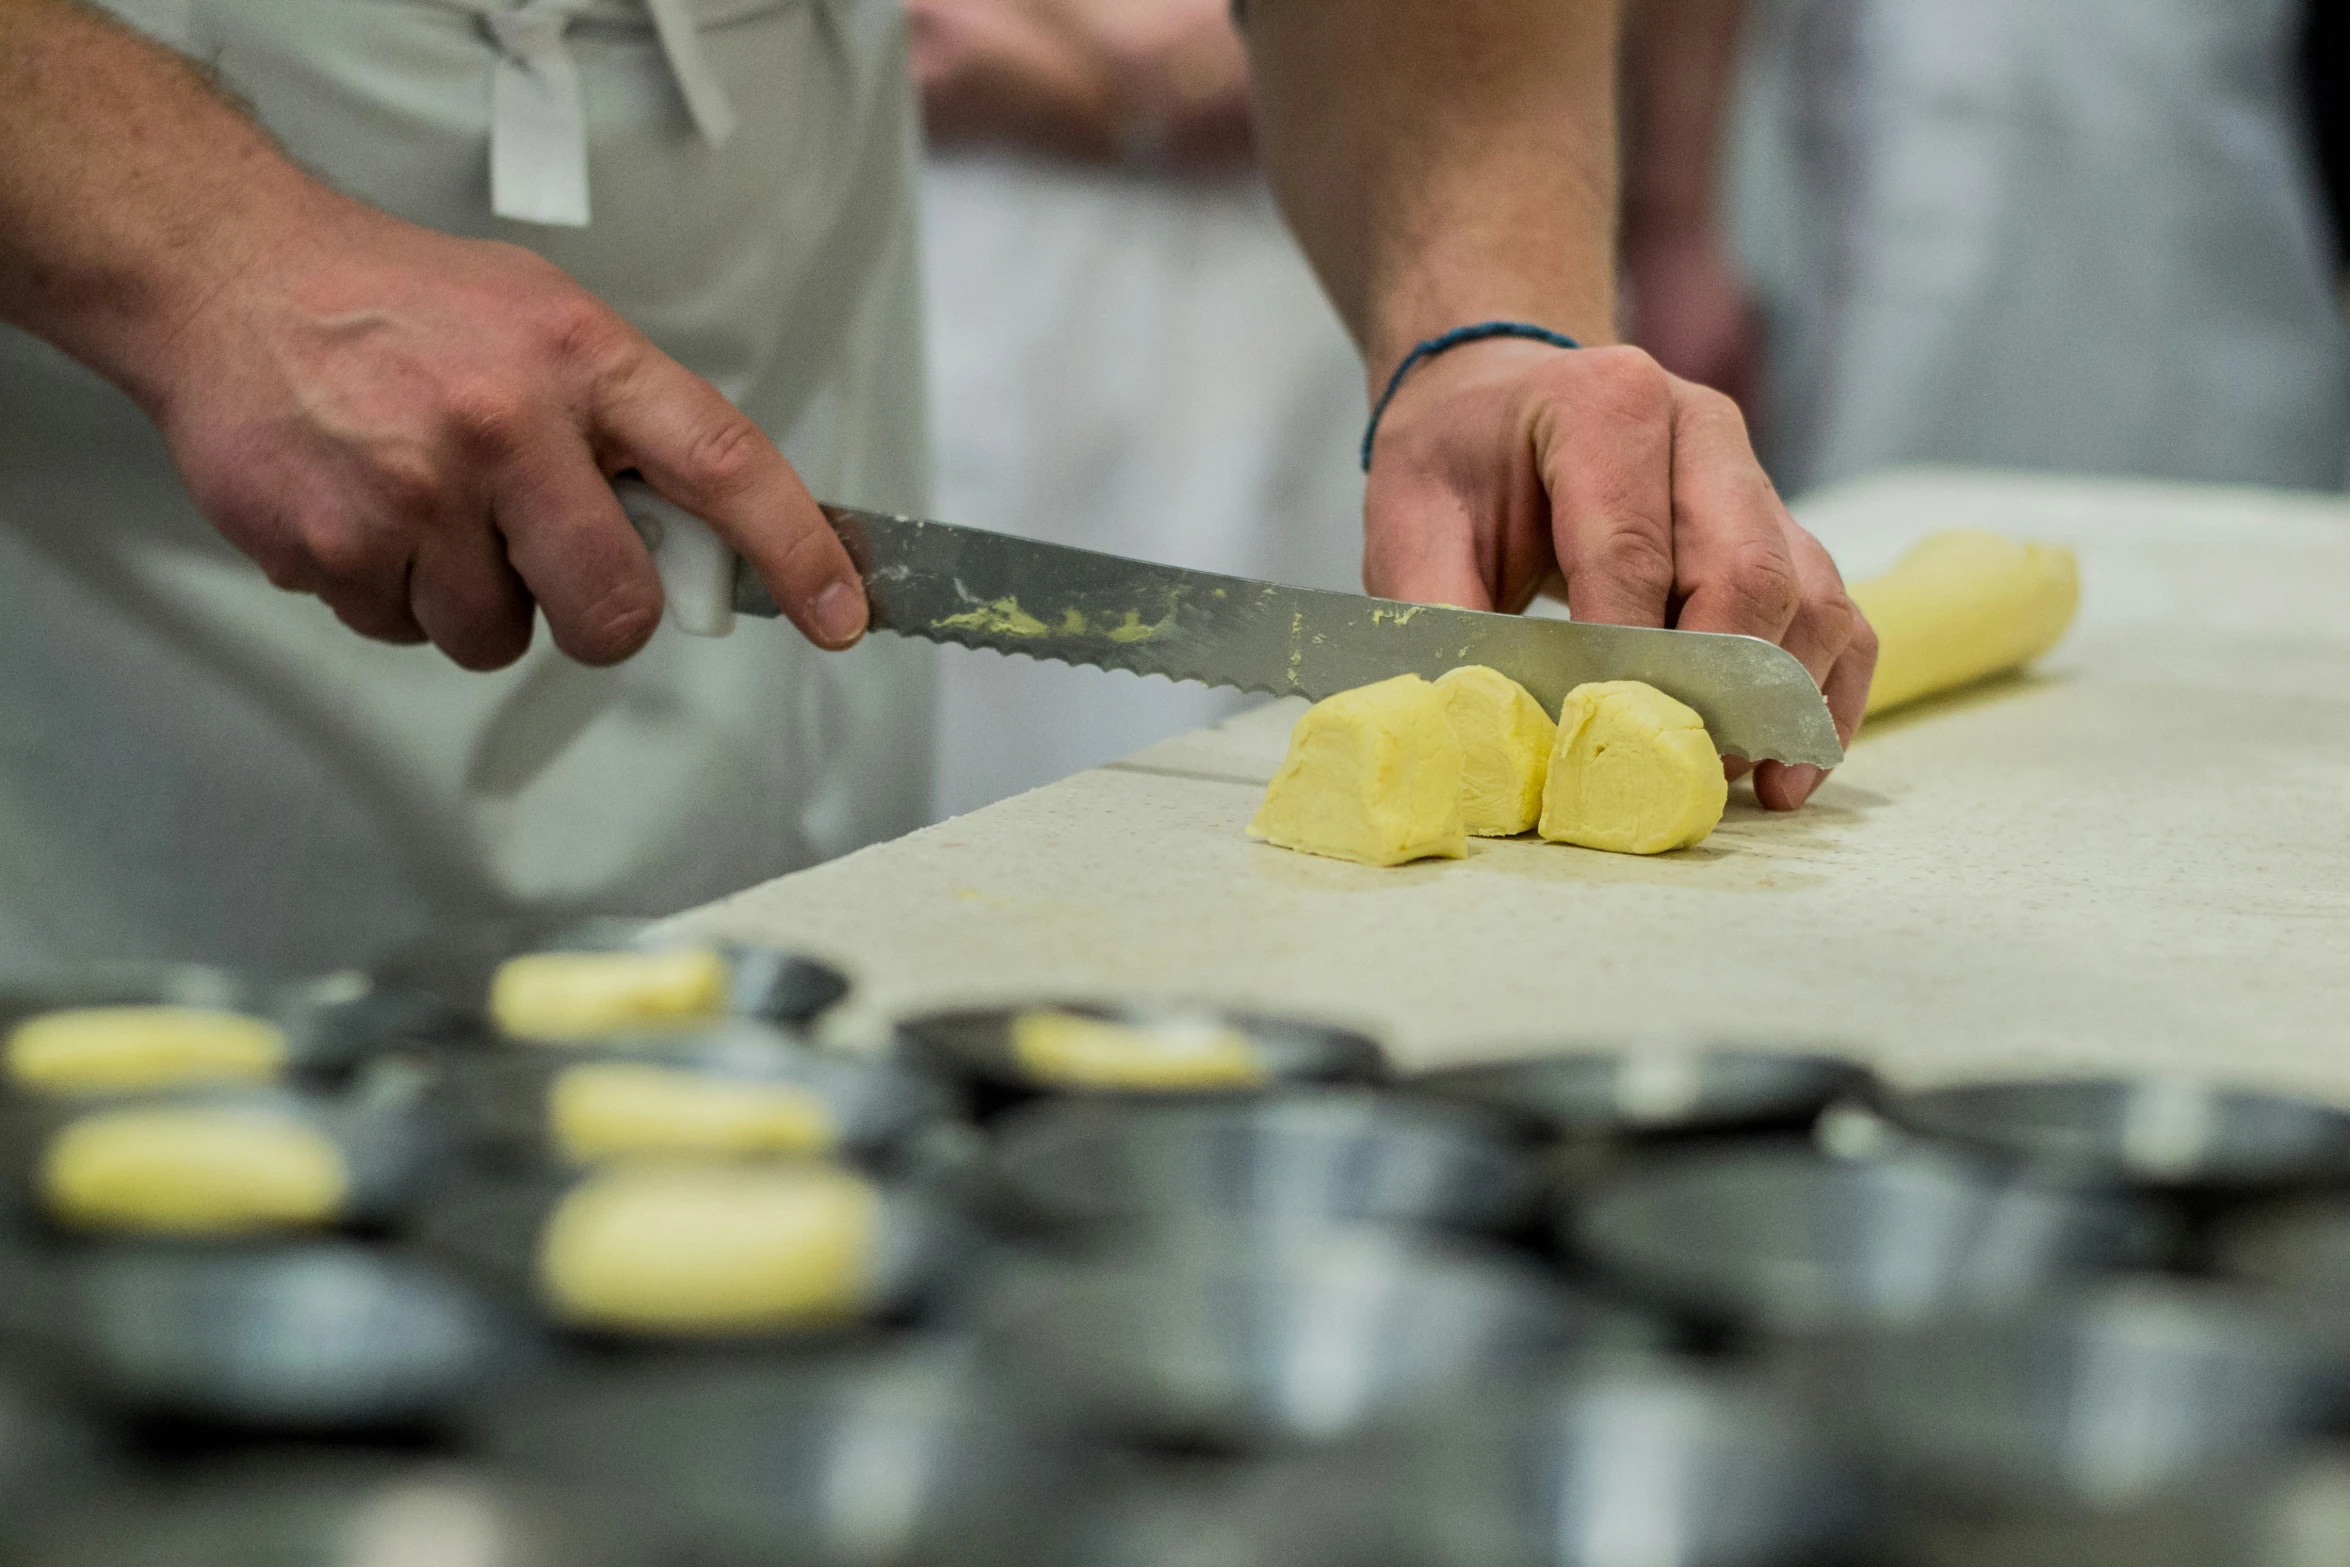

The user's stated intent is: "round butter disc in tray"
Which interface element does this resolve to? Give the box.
[439,1021,953,1173]
[0,964,433,1096]
[410,1161,964,1344]
[0,1068,441,1241]
[897,1003,1385,1115]
[378,919,850,1046]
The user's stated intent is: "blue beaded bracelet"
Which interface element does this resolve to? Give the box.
[1360,321,1583,472]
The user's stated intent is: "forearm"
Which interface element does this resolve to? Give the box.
[1620,0,1745,242]
[1240,0,1619,386]
[0,0,325,410]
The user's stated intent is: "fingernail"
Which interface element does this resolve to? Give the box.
[1783,764,1825,807]
[813,580,867,647]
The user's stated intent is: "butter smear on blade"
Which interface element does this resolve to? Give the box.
[1540,681,1727,855]
[1850,529,2079,716]
[7,1006,288,1093]
[1247,674,1469,866]
[1435,666,1555,836]
[538,1163,881,1334]
[550,1063,838,1162]
[43,1106,349,1234]
[1012,1011,1268,1089]
[490,948,730,1042]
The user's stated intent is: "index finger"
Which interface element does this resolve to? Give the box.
[592,349,869,650]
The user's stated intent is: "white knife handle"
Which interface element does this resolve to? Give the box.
[612,477,736,638]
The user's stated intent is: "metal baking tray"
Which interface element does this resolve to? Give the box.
[51,1241,520,1432]
[479,1339,1081,1567]
[437,1021,954,1172]
[982,1088,1533,1236]
[0,963,429,1091]
[1386,1358,1875,1567]
[1882,1075,2350,1190]
[409,1164,966,1343]
[1406,1045,1876,1140]
[378,918,850,1038]
[978,1221,1665,1453]
[1565,1141,2172,1337]
[895,1003,1384,1114]
[14,1458,677,1567]
[1799,1278,2349,1509]
[0,1067,442,1237]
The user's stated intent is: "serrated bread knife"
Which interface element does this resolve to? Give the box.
[614,482,1843,768]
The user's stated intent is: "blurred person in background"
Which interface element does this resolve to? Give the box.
[1725,0,2350,494]
[909,0,1368,819]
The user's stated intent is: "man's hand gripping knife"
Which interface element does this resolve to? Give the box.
[0,0,867,670]
[1240,0,1874,810]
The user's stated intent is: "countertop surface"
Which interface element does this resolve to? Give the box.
[678,468,2350,1094]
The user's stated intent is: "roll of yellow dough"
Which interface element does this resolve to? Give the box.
[549,1063,838,1162]
[538,1164,882,1334]
[1850,530,2079,717]
[1539,681,1728,855]
[1247,674,1469,866]
[1434,666,1557,837]
[1010,1012,1268,1090]
[489,949,731,1043]
[7,1007,288,1094]
[43,1107,349,1235]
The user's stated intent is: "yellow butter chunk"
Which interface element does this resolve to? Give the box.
[538,1164,881,1334]
[1435,666,1557,836]
[1247,675,1469,866]
[1850,530,2079,716]
[549,1063,838,1163]
[1011,1011,1268,1090]
[489,949,730,1043]
[43,1107,348,1235]
[7,1006,288,1093]
[1539,681,1728,855]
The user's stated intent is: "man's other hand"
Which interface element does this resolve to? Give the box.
[1362,338,1874,810]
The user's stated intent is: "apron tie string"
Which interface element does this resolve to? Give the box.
[478,0,741,229]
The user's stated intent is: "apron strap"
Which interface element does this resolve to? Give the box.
[473,0,744,229]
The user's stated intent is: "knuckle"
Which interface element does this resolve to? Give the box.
[1569,346,1674,424]
[1585,522,1675,598]
[443,380,530,458]
[1721,538,1803,629]
[298,512,390,588]
[561,580,663,666]
[683,415,769,500]
[536,289,628,374]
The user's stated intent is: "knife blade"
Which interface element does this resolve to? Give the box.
[720,506,1842,768]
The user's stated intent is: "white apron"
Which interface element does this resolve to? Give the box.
[0,0,936,969]
[1755,0,2350,495]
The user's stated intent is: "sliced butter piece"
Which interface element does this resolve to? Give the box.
[539,1164,881,1334]
[1011,1012,1268,1090]
[1539,681,1727,855]
[1247,674,1469,867]
[1850,529,2079,717]
[549,1063,837,1163]
[489,949,730,1043]
[43,1107,348,1235]
[7,1007,288,1094]
[1435,666,1556,836]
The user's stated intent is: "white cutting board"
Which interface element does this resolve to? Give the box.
[676,467,2350,1098]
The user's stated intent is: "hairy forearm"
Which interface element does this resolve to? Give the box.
[1241,0,1619,385]
[1620,0,1744,239]
[0,0,322,409]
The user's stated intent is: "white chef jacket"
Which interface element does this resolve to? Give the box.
[1753,0,2350,495]
[0,0,936,969]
